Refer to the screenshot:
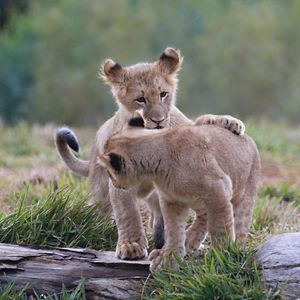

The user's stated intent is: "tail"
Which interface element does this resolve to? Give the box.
[55,127,89,177]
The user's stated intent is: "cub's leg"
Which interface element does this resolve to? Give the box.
[145,191,165,249]
[232,165,259,244]
[195,114,245,136]
[185,203,208,253]
[149,199,189,272]
[88,162,112,215]
[109,181,148,259]
[232,192,255,244]
[205,178,235,246]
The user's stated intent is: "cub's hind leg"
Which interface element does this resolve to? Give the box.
[204,176,235,246]
[89,166,112,215]
[232,193,255,244]
[138,181,165,250]
[232,166,259,244]
[145,191,165,249]
[185,203,208,253]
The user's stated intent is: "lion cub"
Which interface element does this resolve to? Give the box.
[99,122,260,272]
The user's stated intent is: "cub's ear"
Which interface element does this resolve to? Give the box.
[101,59,127,85]
[108,152,124,173]
[98,153,125,173]
[158,47,183,74]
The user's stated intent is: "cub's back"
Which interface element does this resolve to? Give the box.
[173,125,260,189]
[174,125,258,159]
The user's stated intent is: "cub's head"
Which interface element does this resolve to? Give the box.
[101,47,183,129]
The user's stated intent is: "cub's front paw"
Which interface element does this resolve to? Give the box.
[116,238,148,260]
[195,114,245,136]
[149,247,185,273]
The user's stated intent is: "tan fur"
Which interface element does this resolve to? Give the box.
[56,48,246,260]
[100,124,260,271]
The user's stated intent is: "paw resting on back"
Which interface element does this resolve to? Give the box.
[195,114,245,136]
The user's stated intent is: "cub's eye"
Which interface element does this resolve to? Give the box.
[135,97,146,104]
[160,91,168,99]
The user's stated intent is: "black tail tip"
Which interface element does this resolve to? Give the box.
[57,127,79,152]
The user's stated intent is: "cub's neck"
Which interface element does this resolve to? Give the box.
[125,134,171,180]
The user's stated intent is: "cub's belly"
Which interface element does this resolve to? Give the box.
[154,184,201,206]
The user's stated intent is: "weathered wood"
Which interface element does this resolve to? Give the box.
[0,243,150,299]
[255,232,300,299]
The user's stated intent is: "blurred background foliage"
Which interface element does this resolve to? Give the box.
[0,0,300,126]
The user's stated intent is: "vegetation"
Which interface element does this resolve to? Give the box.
[1,0,300,125]
[1,1,300,297]
[146,244,281,299]
[0,121,300,298]
[0,189,117,249]
[0,280,86,300]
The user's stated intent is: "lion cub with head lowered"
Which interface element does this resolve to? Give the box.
[100,123,260,272]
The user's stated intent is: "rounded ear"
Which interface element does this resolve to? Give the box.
[158,47,183,74]
[101,59,127,85]
[108,152,124,173]
[98,152,125,174]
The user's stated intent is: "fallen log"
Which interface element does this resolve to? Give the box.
[0,243,150,299]
[255,232,300,299]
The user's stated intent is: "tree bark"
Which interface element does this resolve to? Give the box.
[255,232,300,299]
[0,243,150,299]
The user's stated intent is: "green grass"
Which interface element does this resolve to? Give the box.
[259,182,300,205]
[0,280,86,300]
[253,184,300,237]
[246,119,300,163]
[0,281,30,300]
[146,242,281,300]
[0,188,117,250]
[0,122,92,171]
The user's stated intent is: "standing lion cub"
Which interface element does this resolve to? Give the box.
[99,123,260,272]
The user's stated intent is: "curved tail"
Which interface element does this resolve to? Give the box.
[55,127,89,177]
